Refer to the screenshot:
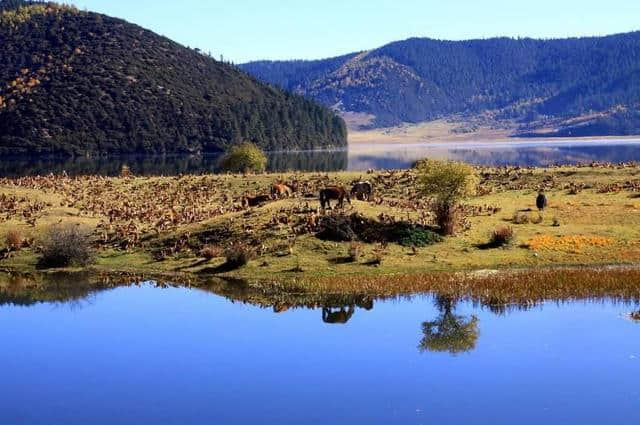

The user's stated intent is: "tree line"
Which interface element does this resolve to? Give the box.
[242,33,640,129]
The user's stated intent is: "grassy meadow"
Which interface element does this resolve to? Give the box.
[2,163,640,296]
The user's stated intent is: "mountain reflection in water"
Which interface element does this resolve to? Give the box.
[0,150,349,177]
[2,141,640,177]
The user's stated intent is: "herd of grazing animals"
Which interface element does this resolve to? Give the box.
[244,180,374,211]
[0,173,386,253]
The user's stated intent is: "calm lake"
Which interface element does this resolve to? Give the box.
[2,140,640,176]
[1,282,639,425]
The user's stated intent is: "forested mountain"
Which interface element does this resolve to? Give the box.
[0,1,347,156]
[242,33,640,133]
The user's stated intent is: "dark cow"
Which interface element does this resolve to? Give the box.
[536,190,548,211]
[322,306,355,324]
[356,298,374,311]
[242,194,272,208]
[351,181,373,201]
[288,180,299,193]
[319,186,351,209]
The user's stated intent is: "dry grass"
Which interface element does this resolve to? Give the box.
[489,227,515,248]
[299,267,640,304]
[5,230,24,251]
[199,245,222,260]
[223,243,256,270]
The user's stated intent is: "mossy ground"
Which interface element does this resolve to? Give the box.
[2,164,640,294]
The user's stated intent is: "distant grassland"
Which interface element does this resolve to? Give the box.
[348,119,512,144]
[348,117,640,145]
[2,164,640,295]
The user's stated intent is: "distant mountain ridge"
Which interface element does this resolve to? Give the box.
[0,0,347,156]
[241,33,640,135]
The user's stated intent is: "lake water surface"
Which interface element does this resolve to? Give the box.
[1,283,639,425]
[2,140,640,176]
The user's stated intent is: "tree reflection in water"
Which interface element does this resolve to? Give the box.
[418,295,479,355]
[0,150,349,177]
[0,271,102,307]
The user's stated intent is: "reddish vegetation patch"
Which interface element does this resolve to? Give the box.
[305,268,640,305]
[527,235,614,253]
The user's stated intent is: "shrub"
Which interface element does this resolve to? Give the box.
[38,223,94,268]
[223,243,256,269]
[489,227,515,248]
[369,243,388,266]
[318,213,444,248]
[416,159,477,235]
[512,212,530,224]
[530,214,543,225]
[398,224,443,247]
[316,214,357,242]
[347,242,362,262]
[567,183,582,195]
[5,230,24,251]
[199,244,222,260]
[219,142,268,173]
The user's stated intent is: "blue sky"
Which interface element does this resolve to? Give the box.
[67,0,640,63]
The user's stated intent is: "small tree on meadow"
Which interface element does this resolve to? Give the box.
[219,142,268,174]
[416,159,477,235]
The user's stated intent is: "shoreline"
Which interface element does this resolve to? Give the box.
[348,136,640,151]
[2,164,640,296]
[4,264,640,307]
[347,119,640,147]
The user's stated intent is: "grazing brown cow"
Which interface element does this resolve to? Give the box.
[242,194,272,208]
[351,181,373,201]
[271,184,293,199]
[320,186,351,209]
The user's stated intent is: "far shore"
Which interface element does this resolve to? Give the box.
[348,120,640,148]
[348,136,640,154]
